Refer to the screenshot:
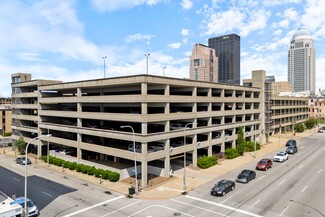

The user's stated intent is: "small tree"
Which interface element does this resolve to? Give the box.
[15,137,26,154]
[294,123,304,132]
[236,127,245,156]
[305,118,316,129]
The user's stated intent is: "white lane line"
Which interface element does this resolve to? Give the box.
[258,175,265,181]
[101,200,140,217]
[301,185,308,193]
[250,200,260,207]
[318,169,323,174]
[42,191,53,197]
[279,179,286,185]
[185,195,263,217]
[280,207,289,216]
[129,205,195,217]
[299,164,304,169]
[63,195,124,217]
[220,195,233,204]
[171,198,226,216]
[13,177,21,182]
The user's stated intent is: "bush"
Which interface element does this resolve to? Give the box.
[4,132,12,137]
[294,123,304,132]
[75,164,83,172]
[225,148,240,159]
[109,172,120,182]
[68,162,77,170]
[197,156,218,169]
[87,167,96,176]
[245,141,261,152]
[94,168,104,178]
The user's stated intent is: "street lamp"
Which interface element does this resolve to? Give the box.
[254,124,256,158]
[24,134,51,217]
[120,125,138,195]
[161,66,167,76]
[183,122,196,194]
[279,124,282,148]
[102,56,107,78]
[145,53,150,74]
[47,128,50,167]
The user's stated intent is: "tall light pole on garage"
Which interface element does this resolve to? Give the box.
[145,53,150,75]
[120,125,138,195]
[161,66,167,76]
[102,56,107,78]
[183,122,196,195]
[24,134,51,217]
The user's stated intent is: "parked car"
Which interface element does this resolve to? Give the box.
[149,143,165,151]
[16,157,32,165]
[59,149,77,156]
[15,197,39,217]
[170,123,187,130]
[236,169,256,183]
[128,144,141,153]
[285,139,297,147]
[256,158,273,171]
[171,141,184,147]
[273,151,289,162]
[318,127,325,133]
[210,179,235,196]
[286,145,298,154]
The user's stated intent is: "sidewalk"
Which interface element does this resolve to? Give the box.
[2,129,316,200]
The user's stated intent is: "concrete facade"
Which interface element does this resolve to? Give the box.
[189,43,218,82]
[309,100,325,119]
[0,101,12,135]
[11,73,263,187]
[271,81,292,95]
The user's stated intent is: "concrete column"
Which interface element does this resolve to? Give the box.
[164,140,171,177]
[141,143,148,188]
[141,123,148,135]
[77,132,82,163]
[192,135,198,168]
[37,141,42,158]
[208,145,212,156]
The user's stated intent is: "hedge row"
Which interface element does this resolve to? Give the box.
[40,156,120,182]
[197,156,218,169]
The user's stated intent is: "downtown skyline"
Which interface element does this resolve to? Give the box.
[1,0,325,97]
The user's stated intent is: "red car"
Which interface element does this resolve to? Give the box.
[256,158,273,171]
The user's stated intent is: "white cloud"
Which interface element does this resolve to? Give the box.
[240,10,270,37]
[181,28,190,36]
[91,0,163,12]
[168,42,182,49]
[278,19,289,28]
[316,56,325,91]
[273,29,282,36]
[16,52,45,62]
[124,33,154,43]
[263,0,301,7]
[301,0,325,38]
[180,0,193,10]
[283,8,299,21]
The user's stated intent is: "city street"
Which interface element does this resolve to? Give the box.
[0,132,324,217]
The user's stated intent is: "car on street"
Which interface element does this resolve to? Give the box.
[285,139,297,147]
[16,157,32,165]
[286,145,298,154]
[256,158,273,171]
[14,197,39,217]
[236,169,256,183]
[210,179,235,196]
[318,127,325,133]
[273,151,289,162]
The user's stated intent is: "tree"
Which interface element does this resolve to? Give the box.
[15,137,26,154]
[237,127,245,156]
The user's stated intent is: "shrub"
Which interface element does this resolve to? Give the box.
[294,123,304,132]
[75,164,83,172]
[94,169,104,178]
[197,156,218,169]
[87,167,96,176]
[80,165,88,174]
[245,141,261,152]
[108,172,120,182]
[4,132,12,137]
[68,162,77,170]
[63,162,70,168]
[225,148,240,159]
[101,171,110,180]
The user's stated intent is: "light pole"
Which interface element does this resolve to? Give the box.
[254,124,256,158]
[145,53,150,75]
[161,66,167,76]
[24,134,51,217]
[47,128,50,167]
[121,125,138,195]
[278,124,282,147]
[102,56,107,78]
[183,122,196,194]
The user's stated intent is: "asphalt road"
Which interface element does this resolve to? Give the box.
[0,133,324,217]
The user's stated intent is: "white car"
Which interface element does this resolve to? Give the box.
[15,197,39,217]
[273,151,288,162]
[170,123,189,130]
[128,144,141,152]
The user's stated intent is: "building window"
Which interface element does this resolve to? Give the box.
[194,59,200,67]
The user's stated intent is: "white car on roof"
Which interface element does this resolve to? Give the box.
[273,151,288,162]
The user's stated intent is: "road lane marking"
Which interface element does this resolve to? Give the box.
[280,207,289,216]
[171,198,226,216]
[301,185,308,193]
[250,200,260,207]
[220,195,233,204]
[299,165,304,169]
[13,177,21,182]
[279,179,286,185]
[318,169,323,174]
[101,200,141,217]
[258,175,265,181]
[63,195,124,217]
[129,205,195,217]
[185,195,263,217]
[42,191,53,197]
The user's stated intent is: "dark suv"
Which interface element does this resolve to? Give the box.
[285,139,297,147]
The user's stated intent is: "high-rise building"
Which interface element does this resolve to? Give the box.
[208,34,240,84]
[189,43,218,82]
[288,28,316,92]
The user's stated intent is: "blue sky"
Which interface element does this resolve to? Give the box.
[1,0,325,97]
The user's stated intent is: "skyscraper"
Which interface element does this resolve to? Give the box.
[288,28,316,92]
[189,43,218,82]
[208,34,240,84]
